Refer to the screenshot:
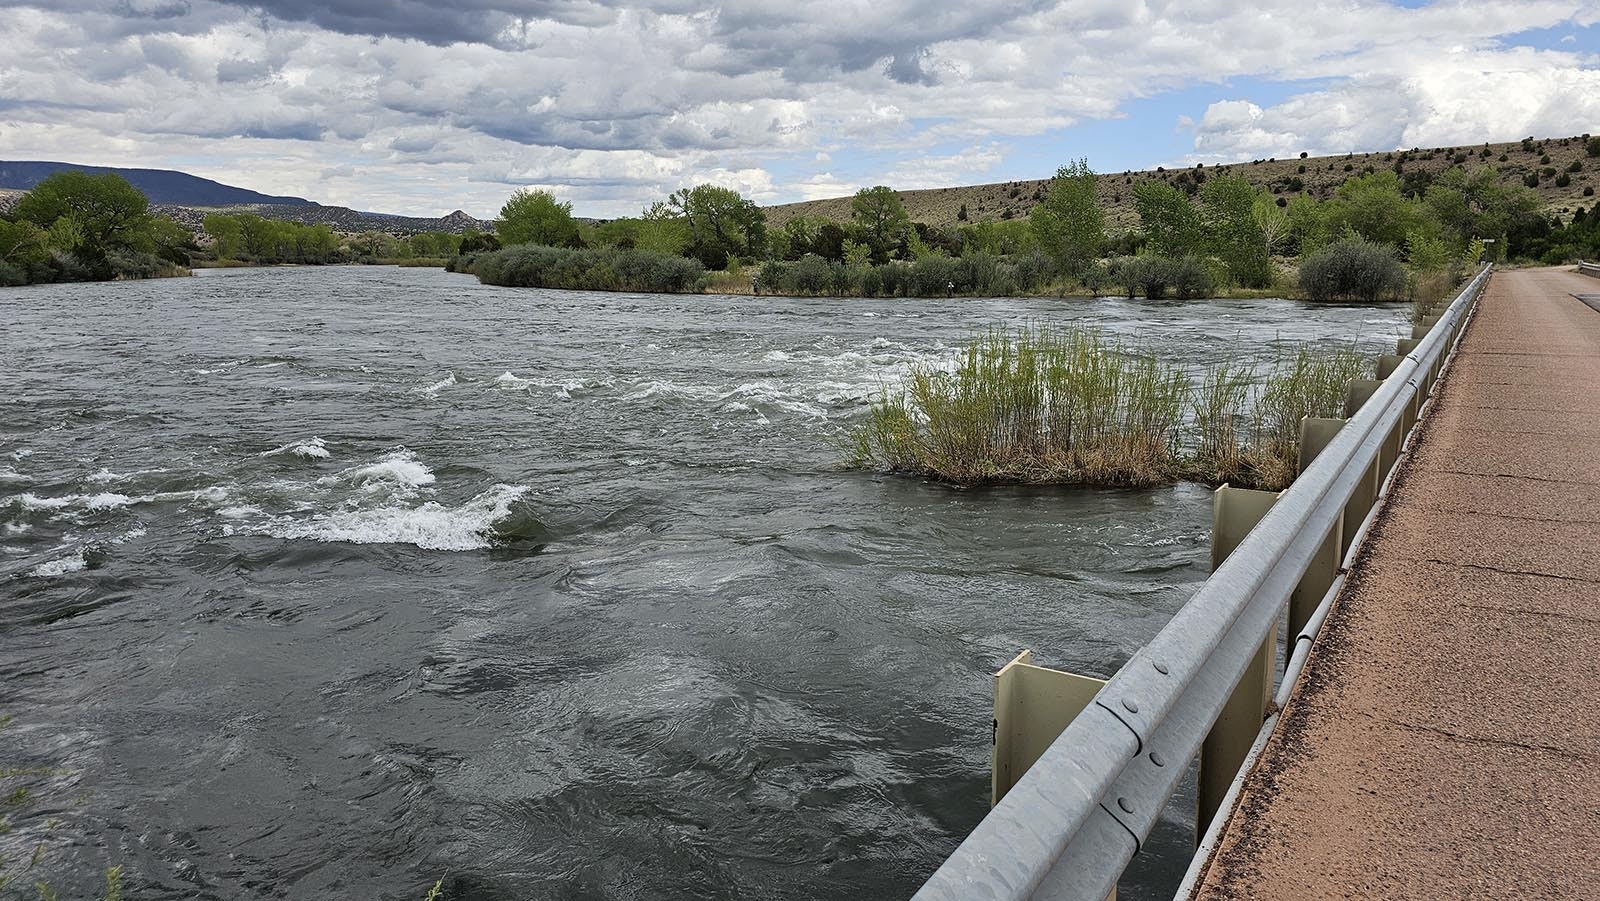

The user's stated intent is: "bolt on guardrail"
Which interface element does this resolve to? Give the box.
[911,264,1493,901]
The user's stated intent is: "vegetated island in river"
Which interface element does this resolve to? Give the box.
[845,323,1379,493]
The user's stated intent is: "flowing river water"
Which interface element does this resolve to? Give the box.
[0,266,1407,900]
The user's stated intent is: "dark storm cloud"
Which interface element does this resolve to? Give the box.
[203,0,621,45]
[696,0,1055,82]
[111,0,190,19]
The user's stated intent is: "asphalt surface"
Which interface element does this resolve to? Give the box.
[1191,267,1600,900]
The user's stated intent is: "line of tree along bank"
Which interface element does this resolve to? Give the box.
[0,171,194,285]
[200,213,500,266]
[456,150,1598,301]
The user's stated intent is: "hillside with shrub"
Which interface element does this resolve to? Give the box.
[764,134,1600,230]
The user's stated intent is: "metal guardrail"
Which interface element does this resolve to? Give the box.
[1578,260,1600,278]
[912,264,1494,901]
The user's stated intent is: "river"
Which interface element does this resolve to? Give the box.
[0,266,1407,900]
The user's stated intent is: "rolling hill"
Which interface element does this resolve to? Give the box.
[763,134,1598,230]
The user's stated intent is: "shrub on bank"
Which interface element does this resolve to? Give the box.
[1109,255,1216,299]
[456,244,706,293]
[1298,237,1406,303]
[757,252,1061,298]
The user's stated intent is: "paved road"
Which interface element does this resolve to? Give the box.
[1192,267,1600,900]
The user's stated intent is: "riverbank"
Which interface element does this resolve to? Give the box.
[449,245,1329,301]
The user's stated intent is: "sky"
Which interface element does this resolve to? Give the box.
[1,1,1598,219]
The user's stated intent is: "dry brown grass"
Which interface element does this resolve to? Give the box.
[764,134,1598,230]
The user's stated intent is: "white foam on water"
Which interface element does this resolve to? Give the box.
[184,359,245,375]
[87,468,131,483]
[0,467,27,484]
[31,550,87,578]
[10,488,228,515]
[14,493,82,511]
[218,505,264,519]
[421,372,457,393]
[11,449,32,460]
[262,437,331,460]
[494,372,535,390]
[4,522,31,535]
[327,450,436,490]
[257,484,530,551]
[113,528,147,544]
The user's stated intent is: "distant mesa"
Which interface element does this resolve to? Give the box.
[0,160,312,206]
[0,160,491,235]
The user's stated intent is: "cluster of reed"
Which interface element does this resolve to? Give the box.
[1189,346,1370,490]
[851,326,1371,492]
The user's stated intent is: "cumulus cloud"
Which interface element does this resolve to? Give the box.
[1188,46,1600,162]
[0,0,1596,216]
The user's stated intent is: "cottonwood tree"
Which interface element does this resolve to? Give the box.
[1029,160,1103,274]
[1133,180,1203,258]
[498,189,581,248]
[15,171,153,273]
[1199,175,1271,287]
[667,185,766,269]
[1253,194,1291,257]
[850,186,910,263]
[1320,171,1420,247]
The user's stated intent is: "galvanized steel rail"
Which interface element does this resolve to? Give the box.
[912,265,1493,901]
[1578,259,1600,278]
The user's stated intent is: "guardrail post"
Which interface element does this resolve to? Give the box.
[1200,485,1281,835]
[1344,378,1380,417]
[1395,337,1420,356]
[1294,418,1346,638]
[991,650,1105,806]
[1376,354,1403,380]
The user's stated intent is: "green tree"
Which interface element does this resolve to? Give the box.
[1321,170,1419,246]
[46,216,85,253]
[666,185,766,269]
[141,214,193,265]
[497,189,580,248]
[960,219,1034,257]
[1133,180,1203,257]
[1285,193,1331,255]
[0,218,47,284]
[850,186,910,263]
[1199,174,1271,287]
[1028,159,1104,274]
[1423,166,1538,253]
[204,213,245,259]
[1405,229,1450,273]
[14,171,152,270]
[774,216,821,261]
[637,202,693,255]
[0,218,44,264]
[1253,193,1291,257]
